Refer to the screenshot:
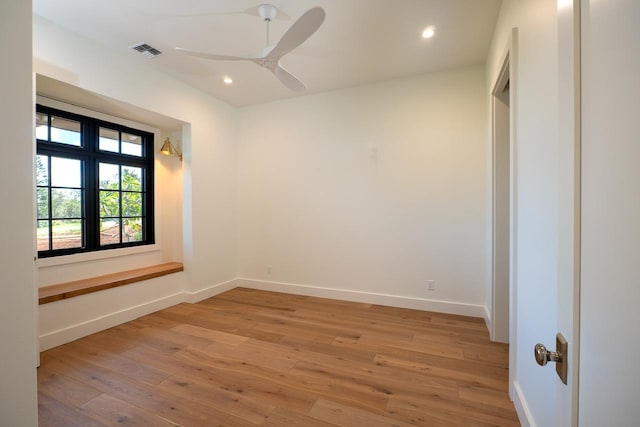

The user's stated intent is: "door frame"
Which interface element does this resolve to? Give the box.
[557,0,581,425]
[489,29,519,398]
[490,48,511,344]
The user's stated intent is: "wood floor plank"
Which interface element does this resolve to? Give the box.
[154,308,286,343]
[457,384,516,411]
[37,367,102,408]
[372,352,509,391]
[170,323,249,345]
[157,374,276,425]
[41,351,229,426]
[175,346,390,413]
[38,288,519,426]
[251,307,416,341]
[358,333,465,359]
[461,342,510,368]
[263,407,337,427]
[308,398,413,427]
[386,391,520,426]
[277,334,377,363]
[291,358,459,410]
[46,340,171,386]
[385,397,509,427]
[215,290,300,312]
[80,394,180,426]
[38,392,106,427]
[202,339,299,371]
[96,323,186,355]
[431,315,489,332]
[332,334,509,390]
[123,342,319,413]
[127,312,182,330]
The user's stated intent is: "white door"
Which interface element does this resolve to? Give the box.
[513,2,581,425]
[579,0,640,425]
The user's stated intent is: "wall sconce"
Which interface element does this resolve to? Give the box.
[160,137,182,161]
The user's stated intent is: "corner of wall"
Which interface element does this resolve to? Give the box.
[184,277,239,304]
[483,304,492,335]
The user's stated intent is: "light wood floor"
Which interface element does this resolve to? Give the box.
[38,288,519,426]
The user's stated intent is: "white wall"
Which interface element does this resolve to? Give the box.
[580,0,640,424]
[237,65,487,316]
[33,15,238,349]
[486,1,559,425]
[0,1,39,425]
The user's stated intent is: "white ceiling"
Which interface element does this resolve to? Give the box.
[33,0,502,107]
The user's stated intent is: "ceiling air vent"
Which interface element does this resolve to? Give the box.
[130,43,162,58]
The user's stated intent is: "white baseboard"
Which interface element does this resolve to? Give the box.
[39,277,238,351]
[40,276,487,351]
[513,381,534,427]
[39,292,185,351]
[184,278,239,303]
[236,278,486,318]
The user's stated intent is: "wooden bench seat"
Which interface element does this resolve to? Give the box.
[38,262,184,305]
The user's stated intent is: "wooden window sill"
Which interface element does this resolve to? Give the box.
[38,262,184,305]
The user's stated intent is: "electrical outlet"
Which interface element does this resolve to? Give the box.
[427,280,435,291]
[267,265,272,275]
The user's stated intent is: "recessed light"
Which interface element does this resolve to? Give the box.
[557,0,572,9]
[223,76,233,85]
[422,26,435,39]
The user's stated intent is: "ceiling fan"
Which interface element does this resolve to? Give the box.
[172,4,293,21]
[176,4,326,91]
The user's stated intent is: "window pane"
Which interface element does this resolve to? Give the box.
[36,105,153,256]
[99,127,119,153]
[37,188,49,219]
[51,157,82,188]
[51,116,81,146]
[36,113,48,140]
[123,218,143,242]
[121,133,142,157]
[51,219,83,249]
[100,219,120,246]
[121,166,142,191]
[37,220,49,252]
[99,190,120,217]
[36,155,49,185]
[99,163,119,190]
[51,189,82,219]
[122,192,142,217]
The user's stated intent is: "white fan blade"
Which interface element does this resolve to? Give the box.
[173,11,245,18]
[175,47,255,61]
[273,63,306,91]
[174,6,291,21]
[266,7,325,60]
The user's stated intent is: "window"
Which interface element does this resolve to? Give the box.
[36,105,154,257]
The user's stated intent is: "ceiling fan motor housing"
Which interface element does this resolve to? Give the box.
[258,4,278,21]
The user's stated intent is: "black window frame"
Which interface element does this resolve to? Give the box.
[36,104,155,258]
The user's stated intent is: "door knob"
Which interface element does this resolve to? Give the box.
[533,333,568,385]
[534,343,560,366]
